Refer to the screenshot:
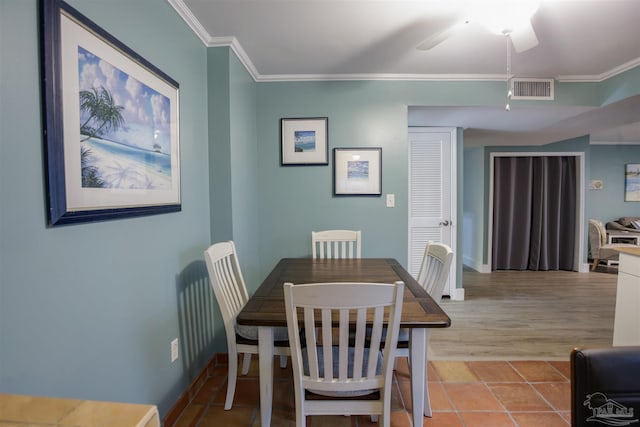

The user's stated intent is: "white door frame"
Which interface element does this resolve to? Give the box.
[486,152,586,273]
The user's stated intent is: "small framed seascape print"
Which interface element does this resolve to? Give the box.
[333,148,382,196]
[625,164,640,201]
[280,117,328,166]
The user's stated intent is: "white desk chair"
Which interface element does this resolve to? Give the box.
[284,281,404,427]
[311,230,361,259]
[397,241,453,417]
[204,241,289,410]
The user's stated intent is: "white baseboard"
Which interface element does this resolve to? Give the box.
[451,287,465,301]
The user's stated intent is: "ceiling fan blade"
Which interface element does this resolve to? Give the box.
[509,20,539,53]
[416,27,454,51]
[416,19,469,51]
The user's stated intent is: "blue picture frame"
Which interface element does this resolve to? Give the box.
[40,0,181,226]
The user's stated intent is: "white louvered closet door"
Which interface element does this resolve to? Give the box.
[408,128,456,298]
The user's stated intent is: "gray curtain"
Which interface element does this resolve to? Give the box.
[492,156,576,271]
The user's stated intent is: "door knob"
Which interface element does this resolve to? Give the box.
[440,220,450,226]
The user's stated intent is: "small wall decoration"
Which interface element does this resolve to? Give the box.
[625,164,640,201]
[41,0,181,225]
[280,117,328,166]
[589,180,604,190]
[333,148,382,196]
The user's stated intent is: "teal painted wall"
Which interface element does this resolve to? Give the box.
[462,147,486,270]
[208,48,233,246]
[254,81,410,283]
[600,66,640,105]
[250,76,640,283]
[589,144,640,223]
[1,0,210,417]
[206,48,261,347]
[229,54,261,290]
[254,80,564,289]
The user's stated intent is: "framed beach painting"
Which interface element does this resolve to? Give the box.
[625,164,640,201]
[41,0,180,226]
[333,148,382,196]
[280,117,328,166]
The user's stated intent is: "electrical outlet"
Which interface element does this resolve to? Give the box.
[171,338,179,362]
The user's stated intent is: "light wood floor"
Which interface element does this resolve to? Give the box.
[429,267,618,361]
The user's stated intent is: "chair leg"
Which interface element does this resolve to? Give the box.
[241,352,252,375]
[295,406,305,427]
[382,385,392,427]
[424,334,433,417]
[279,355,287,368]
[591,259,599,271]
[225,352,239,410]
[407,352,433,416]
[423,374,432,417]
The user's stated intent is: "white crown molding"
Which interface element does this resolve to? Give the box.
[167,0,210,45]
[209,37,261,81]
[556,57,640,82]
[254,73,509,82]
[166,0,262,80]
[167,0,640,84]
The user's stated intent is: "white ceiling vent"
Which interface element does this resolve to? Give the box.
[511,78,554,100]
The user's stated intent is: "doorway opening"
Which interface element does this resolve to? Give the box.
[487,152,585,272]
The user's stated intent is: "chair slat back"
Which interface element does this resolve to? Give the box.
[284,282,403,395]
[312,230,362,259]
[416,241,454,301]
[204,241,249,337]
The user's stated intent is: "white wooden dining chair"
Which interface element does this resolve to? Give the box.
[204,241,289,410]
[396,241,453,417]
[284,281,404,427]
[311,230,361,259]
[415,241,454,300]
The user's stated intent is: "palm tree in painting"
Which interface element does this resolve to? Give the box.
[80,146,105,188]
[79,86,125,142]
[78,86,125,188]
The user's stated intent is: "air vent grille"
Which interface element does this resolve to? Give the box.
[511,78,554,100]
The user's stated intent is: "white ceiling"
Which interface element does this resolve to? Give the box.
[170,0,640,145]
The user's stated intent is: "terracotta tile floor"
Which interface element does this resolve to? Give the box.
[173,357,571,427]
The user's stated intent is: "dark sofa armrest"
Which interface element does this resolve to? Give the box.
[571,347,640,427]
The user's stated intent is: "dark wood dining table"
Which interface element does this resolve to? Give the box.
[237,258,451,427]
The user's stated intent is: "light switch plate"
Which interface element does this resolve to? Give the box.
[171,338,179,362]
[386,194,395,208]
